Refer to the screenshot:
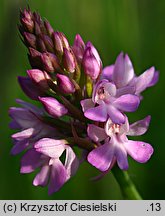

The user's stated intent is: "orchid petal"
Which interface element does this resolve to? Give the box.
[80,99,95,113]
[119,116,130,135]
[115,145,129,170]
[135,67,155,94]
[84,104,108,122]
[104,82,116,97]
[35,138,66,158]
[33,164,50,186]
[20,149,44,173]
[11,140,30,155]
[90,158,116,181]
[9,107,39,129]
[87,141,114,172]
[124,140,154,163]
[101,65,114,80]
[16,99,43,115]
[12,128,35,141]
[48,159,67,195]
[113,94,140,112]
[87,124,107,142]
[127,116,151,136]
[116,85,136,97]
[65,146,79,180]
[18,76,45,100]
[107,105,125,124]
[9,120,21,129]
[148,70,159,87]
[113,52,134,88]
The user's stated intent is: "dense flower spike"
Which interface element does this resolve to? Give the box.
[9,7,159,195]
[19,7,104,99]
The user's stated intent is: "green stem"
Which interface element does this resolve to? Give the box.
[112,166,142,200]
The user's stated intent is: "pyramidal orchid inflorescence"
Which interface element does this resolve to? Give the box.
[9,7,159,196]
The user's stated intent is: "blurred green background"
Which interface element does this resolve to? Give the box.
[0,0,164,199]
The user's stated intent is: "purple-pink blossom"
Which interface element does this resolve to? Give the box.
[81,79,140,124]
[101,52,159,97]
[8,7,159,196]
[9,99,79,194]
[21,138,79,195]
[9,99,59,155]
[87,116,153,171]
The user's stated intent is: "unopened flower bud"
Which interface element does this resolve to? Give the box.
[41,52,60,73]
[37,37,47,52]
[63,48,76,73]
[33,12,42,26]
[20,8,33,21]
[60,32,70,50]
[44,20,54,37]
[86,41,102,68]
[82,42,102,80]
[56,74,75,94]
[52,32,70,56]
[27,69,51,91]
[29,47,41,58]
[24,32,37,49]
[20,9,34,33]
[28,48,42,68]
[47,53,61,71]
[42,35,54,53]
[72,34,85,63]
[34,21,42,35]
[41,53,54,73]
[18,76,45,100]
[39,97,68,118]
[33,12,46,34]
[52,32,63,56]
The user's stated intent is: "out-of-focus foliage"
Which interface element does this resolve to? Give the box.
[0,0,164,199]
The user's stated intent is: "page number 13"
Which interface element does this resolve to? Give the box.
[149,203,161,211]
